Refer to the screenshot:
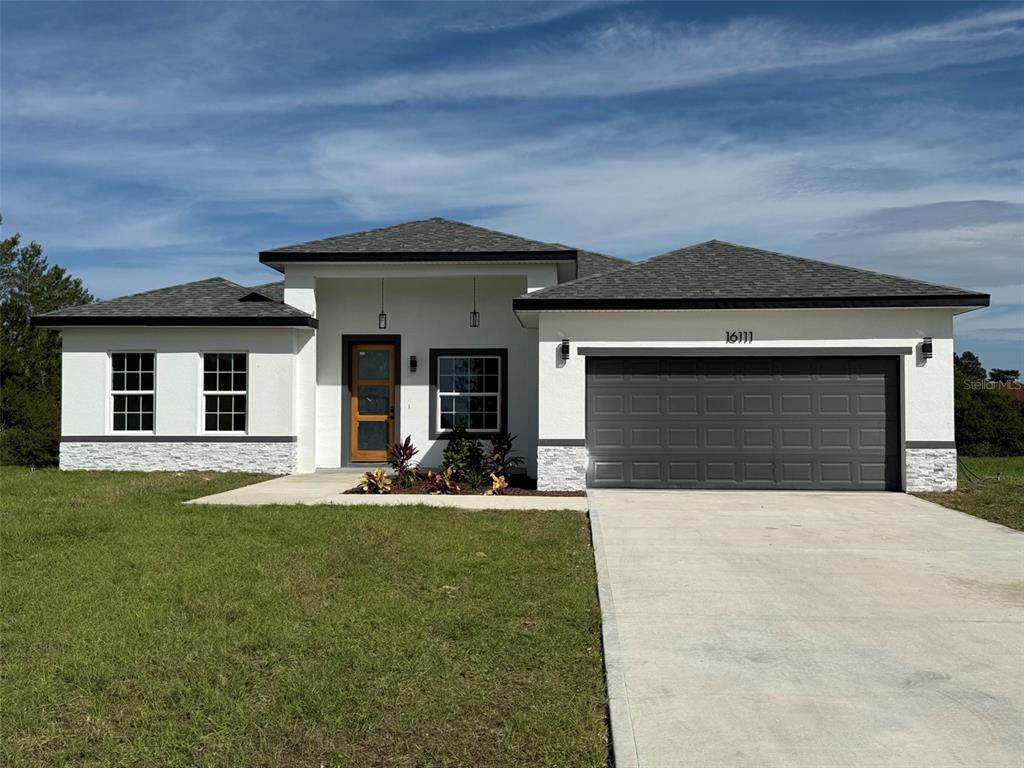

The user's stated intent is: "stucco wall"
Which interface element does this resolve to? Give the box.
[312,272,540,473]
[536,308,958,489]
[59,326,302,439]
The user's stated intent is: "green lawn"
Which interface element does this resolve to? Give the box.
[916,456,1024,531]
[0,468,608,767]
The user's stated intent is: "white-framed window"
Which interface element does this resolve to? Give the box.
[437,355,501,432]
[203,353,247,432]
[111,352,155,431]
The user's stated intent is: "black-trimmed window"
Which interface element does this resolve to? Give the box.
[112,352,154,431]
[429,349,508,437]
[203,353,247,432]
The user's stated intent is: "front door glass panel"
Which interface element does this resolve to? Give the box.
[351,344,395,461]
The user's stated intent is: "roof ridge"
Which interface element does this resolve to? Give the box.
[417,218,576,252]
[261,218,440,253]
[645,240,986,296]
[262,217,578,255]
[46,276,234,315]
[514,238,988,308]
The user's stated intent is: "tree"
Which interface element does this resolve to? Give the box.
[989,369,1020,383]
[953,350,1024,456]
[954,351,986,381]
[1,219,94,465]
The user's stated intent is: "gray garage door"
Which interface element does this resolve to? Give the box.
[586,356,900,490]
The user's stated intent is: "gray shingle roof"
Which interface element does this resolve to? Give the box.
[247,280,284,302]
[262,217,576,257]
[514,240,990,310]
[552,245,630,278]
[33,277,317,327]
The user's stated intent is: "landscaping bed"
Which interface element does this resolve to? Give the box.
[346,430,586,497]
[345,473,586,497]
[1,467,607,767]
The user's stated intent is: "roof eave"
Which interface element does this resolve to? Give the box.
[32,315,319,329]
[259,249,577,267]
[511,295,991,311]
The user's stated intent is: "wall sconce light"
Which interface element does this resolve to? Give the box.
[560,339,570,362]
[922,337,933,359]
[378,279,387,329]
[469,277,480,328]
[409,355,417,373]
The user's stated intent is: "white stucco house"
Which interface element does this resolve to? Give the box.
[34,218,989,492]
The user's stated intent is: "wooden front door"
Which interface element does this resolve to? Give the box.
[350,343,396,462]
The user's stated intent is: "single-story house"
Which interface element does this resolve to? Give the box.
[34,217,989,492]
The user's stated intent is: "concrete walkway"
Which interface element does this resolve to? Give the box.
[589,490,1024,768]
[186,471,588,511]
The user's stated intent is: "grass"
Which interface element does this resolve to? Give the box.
[0,467,608,767]
[916,456,1024,531]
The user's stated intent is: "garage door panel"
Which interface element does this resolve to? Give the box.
[781,394,812,414]
[781,428,813,448]
[819,393,852,414]
[629,394,661,414]
[743,462,774,482]
[592,461,625,482]
[666,394,698,414]
[742,393,774,414]
[630,427,661,448]
[858,393,887,414]
[780,461,814,482]
[743,428,774,448]
[704,394,736,414]
[668,428,698,447]
[592,427,625,448]
[706,462,737,481]
[592,394,625,415]
[587,356,899,490]
[820,428,852,448]
[705,428,736,448]
[667,461,698,479]
[858,427,887,448]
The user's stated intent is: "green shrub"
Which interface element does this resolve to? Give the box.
[442,425,485,485]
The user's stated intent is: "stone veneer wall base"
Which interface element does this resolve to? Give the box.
[905,447,957,492]
[60,441,297,475]
[537,445,587,491]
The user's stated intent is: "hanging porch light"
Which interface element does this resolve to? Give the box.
[469,277,480,328]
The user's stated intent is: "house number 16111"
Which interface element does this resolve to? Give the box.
[725,331,754,344]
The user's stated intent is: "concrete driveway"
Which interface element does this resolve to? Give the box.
[589,490,1024,768]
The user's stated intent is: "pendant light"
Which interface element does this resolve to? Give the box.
[469,277,480,328]
[378,279,387,329]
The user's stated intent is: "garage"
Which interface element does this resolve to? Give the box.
[586,355,901,490]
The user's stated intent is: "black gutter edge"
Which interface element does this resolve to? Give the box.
[259,249,577,264]
[512,294,990,311]
[32,315,319,328]
[577,346,914,357]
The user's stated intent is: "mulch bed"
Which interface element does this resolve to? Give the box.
[344,474,586,497]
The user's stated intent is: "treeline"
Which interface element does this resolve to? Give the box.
[1,221,94,465]
[954,352,1024,456]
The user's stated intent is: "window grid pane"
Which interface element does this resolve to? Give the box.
[112,353,154,431]
[437,355,500,433]
[203,353,247,431]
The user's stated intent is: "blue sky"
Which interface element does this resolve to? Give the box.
[2,1,1021,369]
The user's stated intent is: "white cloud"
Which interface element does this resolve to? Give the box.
[6,6,1024,120]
